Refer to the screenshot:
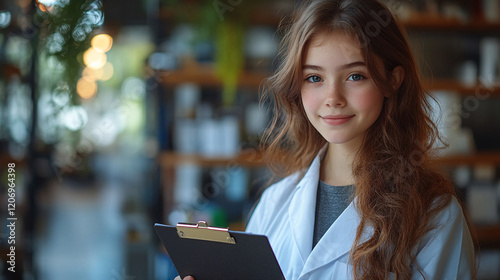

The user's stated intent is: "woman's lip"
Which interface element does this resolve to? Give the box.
[320,115,354,125]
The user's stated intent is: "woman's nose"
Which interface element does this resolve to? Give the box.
[325,84,346,108]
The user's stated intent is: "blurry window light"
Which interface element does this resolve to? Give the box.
[72,26,88,42]
[47,55,65,71]
[85,8,104,26]
[91,34,113,53]
[86,114,120,147]
[52,84,71,107]
[7,79,32,123]
[6,36,32,69]
[57,24,71,35]
[36,0,70,10]
[6,79,32,145]
[37,0,57,6]
[48,32,64,53]
[0,10,12,28]
[83,47,107,69]
[77,77,98,99]
[121,77,145,100]
[37,91,60,143]
[60,105,88,131]
[9,119,29,145]
[121,101,143,132]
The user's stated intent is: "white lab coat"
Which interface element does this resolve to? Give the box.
[246,146,475,280]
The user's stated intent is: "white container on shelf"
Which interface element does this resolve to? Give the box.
[457,60,477,87]
[220,116,240,157]
[245,103,268,136]
[225,167,248,202]
[479,38,500,87]
[174,83,200,118]
[173,164,202,207]
[467,184,499,224]
[174,119,198,154]
[198,116,240,158]
[198,119,220,157]
[483,0,500,22]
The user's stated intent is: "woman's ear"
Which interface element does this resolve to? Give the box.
[390,66,405,91]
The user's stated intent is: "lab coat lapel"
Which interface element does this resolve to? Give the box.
[301,199,362,275]
[288,146,326,264]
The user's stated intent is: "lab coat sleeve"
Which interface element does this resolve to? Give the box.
[414,197,475,280]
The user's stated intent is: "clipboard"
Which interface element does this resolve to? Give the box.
[154,221,285,280]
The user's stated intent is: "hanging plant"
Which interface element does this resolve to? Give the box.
[37,0,104,105]
[163,0,254,107]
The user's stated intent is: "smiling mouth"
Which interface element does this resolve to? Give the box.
[320,115,354,125]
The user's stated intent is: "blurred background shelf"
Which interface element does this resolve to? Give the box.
[423,80,500,96]
[159,151,500,168]
[434,152,500,166]
[404,17,500,32]
[158,66,269,89]
[476,224,500,249]
[158,150,267,168]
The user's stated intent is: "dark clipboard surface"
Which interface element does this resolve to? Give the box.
[154,223,285,280]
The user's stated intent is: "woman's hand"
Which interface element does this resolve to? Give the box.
[174,276,194,280]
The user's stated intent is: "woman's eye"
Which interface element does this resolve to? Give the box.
[306,75,322,83]
[348,74,364,81]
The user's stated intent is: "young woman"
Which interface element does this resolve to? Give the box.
[178,0,476,279]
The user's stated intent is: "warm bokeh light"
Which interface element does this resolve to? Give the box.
[82,62,114,81]
[77,77,97,99]
[98,62,114,80]
[35,0,55,12]
[83,48,107,69]
[91,34,113,53]
[82,67,97,81]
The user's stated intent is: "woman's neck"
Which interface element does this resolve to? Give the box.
[320,141,360,186]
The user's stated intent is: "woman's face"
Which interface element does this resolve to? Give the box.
[301,31,385,149]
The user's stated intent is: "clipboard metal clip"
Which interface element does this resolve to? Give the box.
[176,221,236,245]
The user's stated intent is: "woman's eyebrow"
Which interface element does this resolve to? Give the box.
[302,61,366,71]
[336,61,366,71]
[302,64,324,71]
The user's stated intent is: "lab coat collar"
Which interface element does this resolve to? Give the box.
[288,145,327,264]
[288,144,366,276]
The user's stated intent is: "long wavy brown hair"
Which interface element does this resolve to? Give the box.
[260,0,476,279]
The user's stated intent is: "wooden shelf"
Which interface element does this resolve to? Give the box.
[434,152,500,166]
[160,5,288,27]
[0,155,25,168]
[158,65,269,89]
[475,224,500,249]
[423,79,500,96]
[158,150,267,168]
[159,150,500,169]
[403,16,500,32]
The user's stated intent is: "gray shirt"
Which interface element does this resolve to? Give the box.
[312,181,354,248]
